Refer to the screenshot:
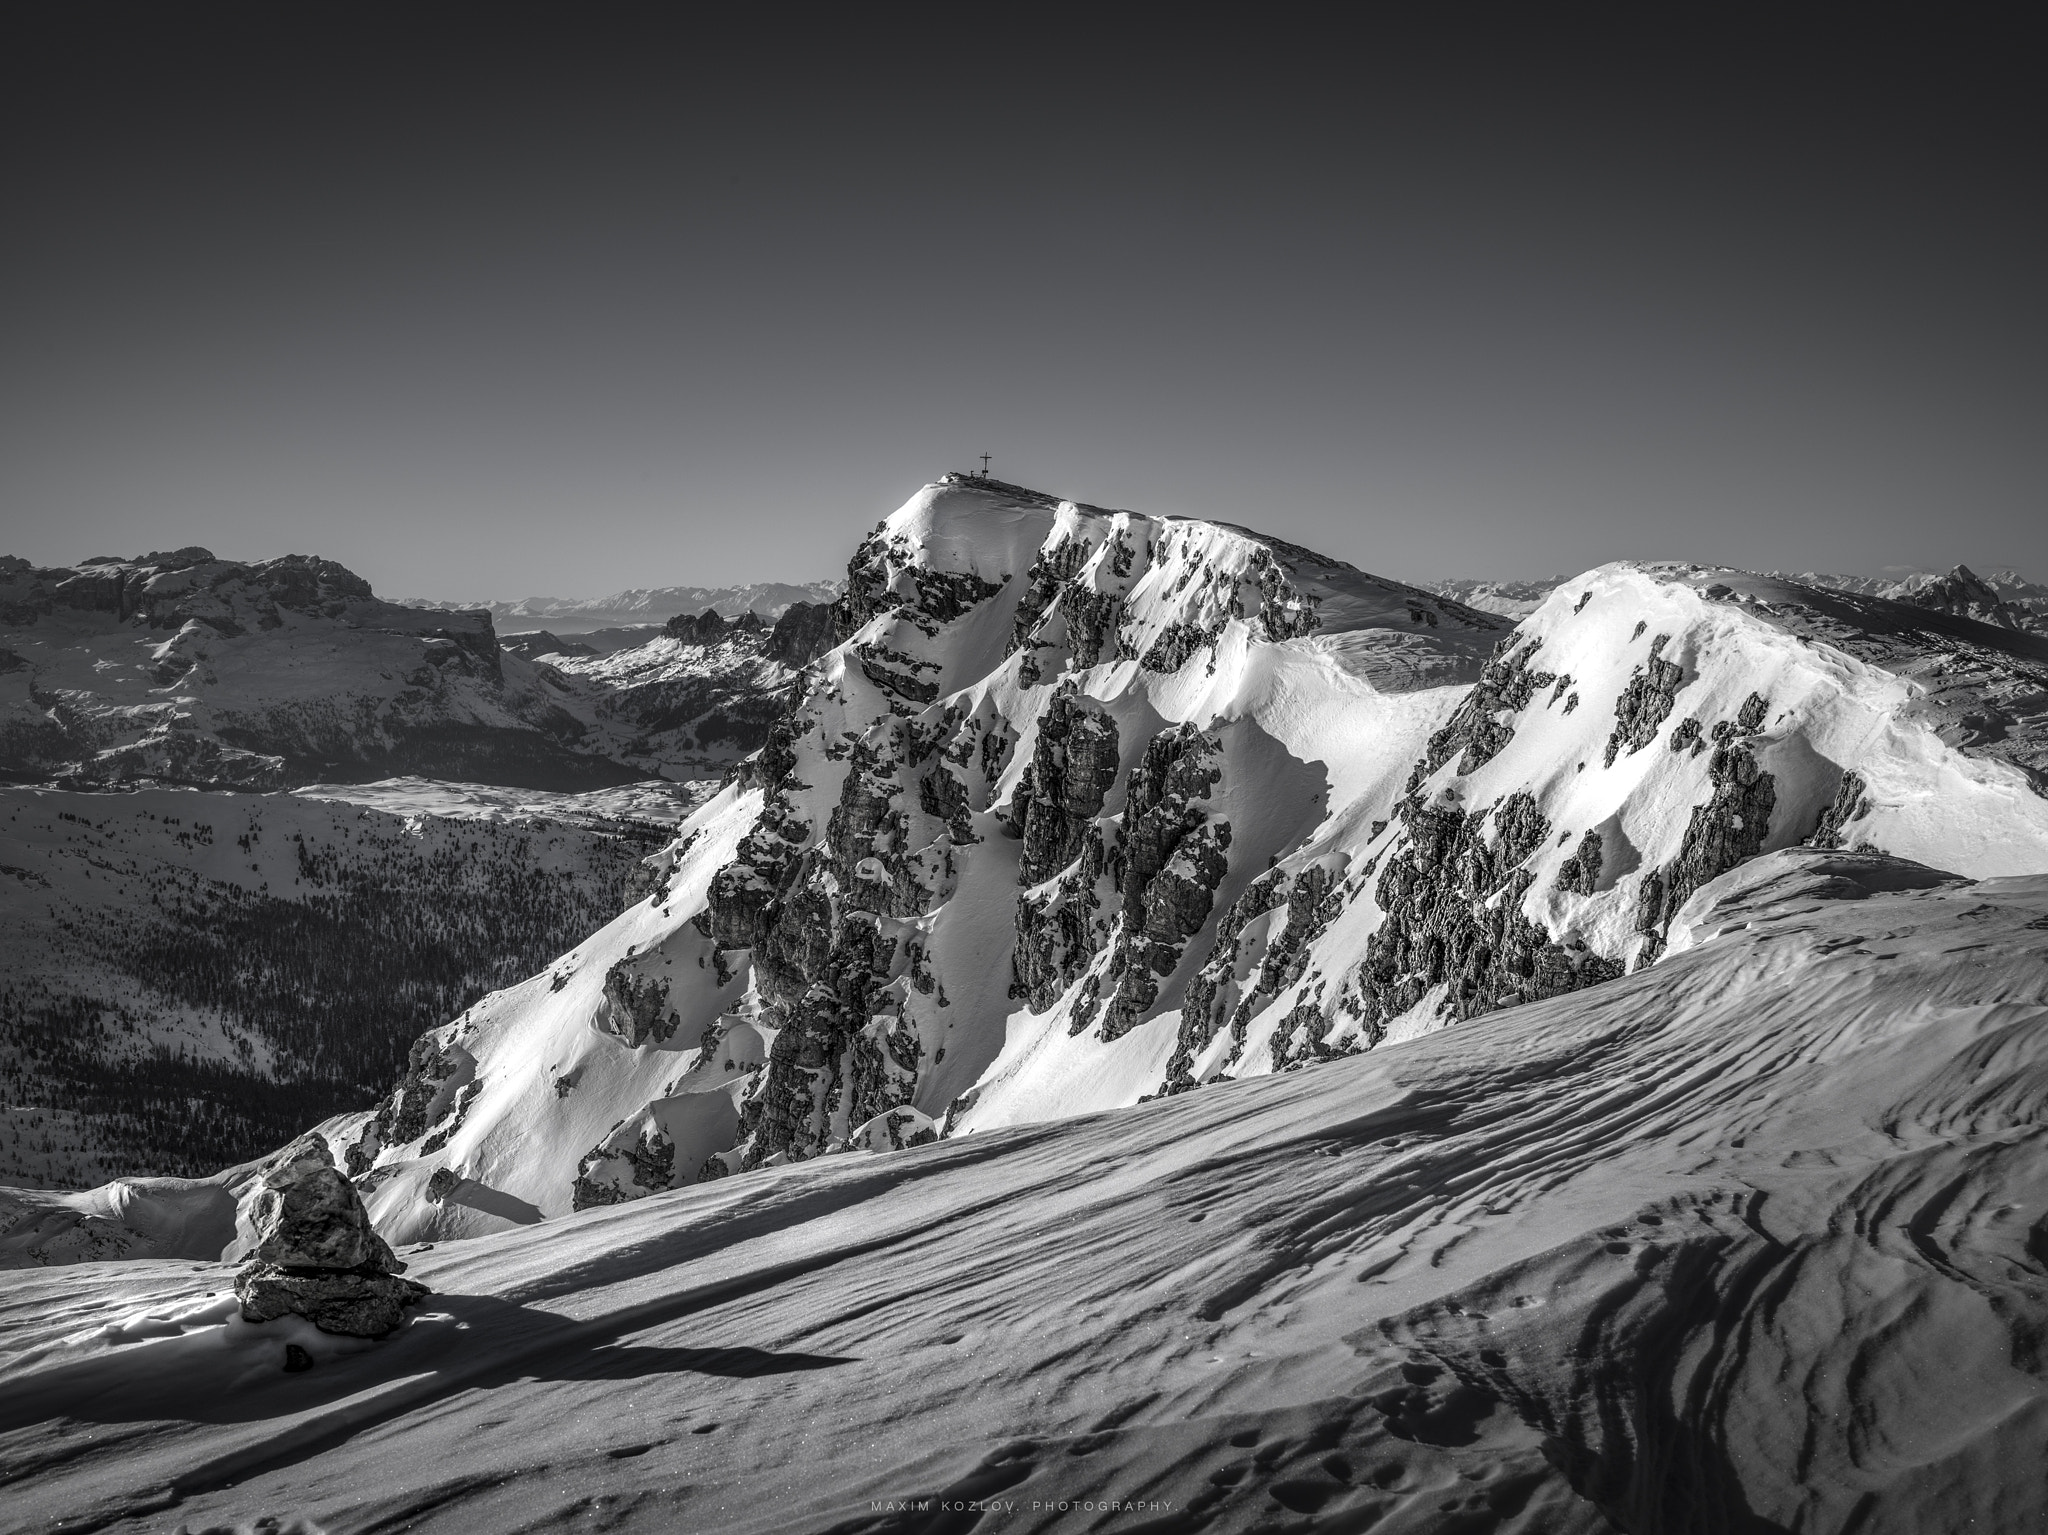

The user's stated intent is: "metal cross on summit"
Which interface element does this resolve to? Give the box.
[978,453,992,478]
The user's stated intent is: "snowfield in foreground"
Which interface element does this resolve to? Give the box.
[2,848,2045,1534]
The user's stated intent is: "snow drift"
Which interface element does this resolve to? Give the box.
[2,848,2045,1532]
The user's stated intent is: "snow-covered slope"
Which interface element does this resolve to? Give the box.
[4,849,2046,1533]
[0,782,669,1191]
[398,580,841,634]
[316,478,2048,1241]
[0,550,654,792]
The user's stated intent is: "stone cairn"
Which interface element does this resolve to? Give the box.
[233,1135,429,1339]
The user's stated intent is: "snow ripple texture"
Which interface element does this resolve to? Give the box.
[1,850,2045,1531]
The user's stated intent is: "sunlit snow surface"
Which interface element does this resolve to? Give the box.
[293,776,712,828]
[3,848,2045,1533]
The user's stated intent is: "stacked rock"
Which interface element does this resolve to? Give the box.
[233,1135,429,1339]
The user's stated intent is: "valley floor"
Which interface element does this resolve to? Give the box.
[1,850,2045,1534]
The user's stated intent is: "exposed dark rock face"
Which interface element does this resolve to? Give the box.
[1093,727,1231,1039]
[1008,722,1233,1039]
[1807,771,1872,850]
[572,1125,677,1210]
[1634,742,1777,962]
[598,959,679,1047]
[836,524,1007,643]
[1009,536,1096,660]
[854,639,944,704]
[1162,860,1341,1088]
[1556,830,1604,896]
[765,601,835,666]
[1416,638,1555,780]
[234,1136,427,1339]
[344,1033,473,1177]
[1014,689,1122,886]
[664,608,732,643]
[1012,828,1112,1012]
[1141,620,1220,675]
[1243,545,1324,641]
[1357,791,1623,1036]
[711,693,997,1167]
[1603,635,1683,766]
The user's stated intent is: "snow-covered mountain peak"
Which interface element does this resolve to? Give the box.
[111,480,2048,1247]
[841,474,1504,697]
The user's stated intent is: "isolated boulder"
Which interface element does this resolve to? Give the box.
[233,1136,428,1339]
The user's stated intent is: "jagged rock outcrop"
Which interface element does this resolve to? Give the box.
[1808,770,1872,850]
[344,1033,476,1177]
[1416,637,1554,779]
[1634,739,1778,961]
[572,1124,678,1210]
[1091,726,1231,1038]
[765,600,835,666]
[233,1136,427,1339]
[597,958,679,1046]
[1355,790,1623,1037]
[1008,721,1234,1039]
[1162,859,1348,1087]
[1555,829,1604,895]
[1013,688,1121,885]
[664,608,733,643]
[1602,633,1683,765]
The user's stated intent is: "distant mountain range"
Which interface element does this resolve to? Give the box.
[1434,563,2048,632]
[0,550,837,794]
[395,580,841,634]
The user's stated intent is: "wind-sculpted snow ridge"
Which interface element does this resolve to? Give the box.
[0,549,654,792]
[238,482,2048,1240]
[3,850,2046,1533]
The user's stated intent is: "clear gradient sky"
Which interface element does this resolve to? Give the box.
[2,8,2042,598]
